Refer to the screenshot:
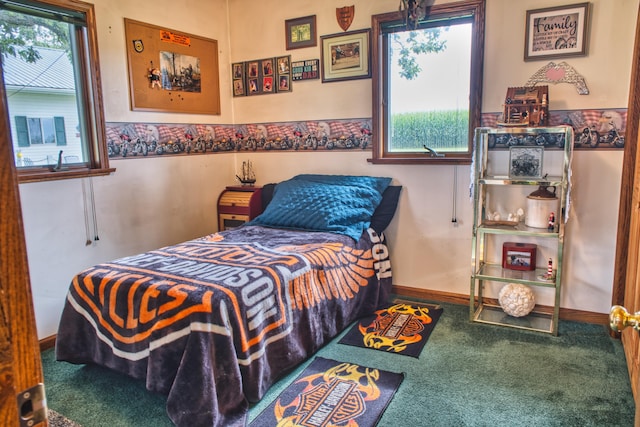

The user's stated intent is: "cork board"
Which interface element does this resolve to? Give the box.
[124,18,221,114]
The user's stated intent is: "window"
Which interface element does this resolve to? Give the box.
[16,116,66,146]
[370,0,486,164]
[1,0,113,182]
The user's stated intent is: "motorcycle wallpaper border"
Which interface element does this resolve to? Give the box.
[104,108,626,160]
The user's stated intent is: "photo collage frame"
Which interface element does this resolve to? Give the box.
[232,55,291,97]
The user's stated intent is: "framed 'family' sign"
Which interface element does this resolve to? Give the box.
[524,3,590,61]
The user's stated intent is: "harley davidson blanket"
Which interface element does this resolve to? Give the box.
[55,225,392,426]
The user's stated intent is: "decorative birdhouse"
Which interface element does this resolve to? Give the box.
[499,86,549,127]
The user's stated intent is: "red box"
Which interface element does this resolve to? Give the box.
[502,242,537,271]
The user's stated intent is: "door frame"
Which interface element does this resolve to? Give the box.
[613,0,640,314]
[0,56,47,425]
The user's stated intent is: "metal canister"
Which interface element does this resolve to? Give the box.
[525,185,558,228]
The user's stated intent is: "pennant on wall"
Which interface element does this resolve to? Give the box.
[336,6,355,31]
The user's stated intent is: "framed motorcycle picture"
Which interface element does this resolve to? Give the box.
[509,146,544,178]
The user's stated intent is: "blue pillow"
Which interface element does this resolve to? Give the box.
[290,174,391,194]
[248,175,392,240]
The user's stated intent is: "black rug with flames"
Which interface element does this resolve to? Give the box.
[249,357,403,427]
[338,302,443,358]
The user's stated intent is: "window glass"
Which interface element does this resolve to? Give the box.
[388,22,471,154]
[28,118,43,145]
[371,1,485,164]
[42,117,56,144]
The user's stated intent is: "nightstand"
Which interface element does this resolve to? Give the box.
[217,186,263,231]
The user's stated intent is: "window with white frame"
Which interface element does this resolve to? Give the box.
[16,116,66,146]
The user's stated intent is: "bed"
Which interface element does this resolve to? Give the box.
[55,174,401,426]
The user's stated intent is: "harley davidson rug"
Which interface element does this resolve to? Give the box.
[249,357,403,427]
[338,302,443,358]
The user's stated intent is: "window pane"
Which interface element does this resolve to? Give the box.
[371,0,484,164]
[27,118,42,144]
[388,22,472,154]
[42,117,56,143]
[2,10,85,166]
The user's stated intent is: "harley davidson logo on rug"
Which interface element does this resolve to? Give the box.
[339,302,443,357]
[249,357,403,427]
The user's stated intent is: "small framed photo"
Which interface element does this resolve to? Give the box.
[502,242,537,271]
[509,146,544,178]
[277,56,290,74]
[285,15,317,50]
[248,62,259,78]
[524,3,590,61]
[233,79,245,97]
[232,62,245,97]
[262,59,274,76]
[278,75,290,92]
[232,63,244,80]
[321,29,371,83]
[276,55,292,93]
[263,76,273,93]
[248,78,259,94]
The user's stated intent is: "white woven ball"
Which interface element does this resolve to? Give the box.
[498,283,535,317]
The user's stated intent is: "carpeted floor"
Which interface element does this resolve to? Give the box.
[48,409,82,427]
[41,300,636,426]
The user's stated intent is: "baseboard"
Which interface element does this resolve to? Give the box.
[39,335,56,351]
[392,285,610,325]
[37,287,611,350]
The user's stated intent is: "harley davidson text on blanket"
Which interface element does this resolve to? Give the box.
[56,225,392,426]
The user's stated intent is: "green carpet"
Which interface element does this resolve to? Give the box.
[42,300,635,426]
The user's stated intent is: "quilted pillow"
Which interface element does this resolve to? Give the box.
[248,175,392,240]
[290,174,391,194]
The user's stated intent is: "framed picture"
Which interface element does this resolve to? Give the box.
[291,59,320,81]
[247,61,259,79]
[502,242,537,271]
[524,3,590,61]
[232,63,244,80]
[321,29,371,83]
[261,58,274,76]
[509,146,544,178]
[231,62,245,97]
[233,78,245,97]
[124,18,220,114]
[276,55,292,92]
[285,15,317,50]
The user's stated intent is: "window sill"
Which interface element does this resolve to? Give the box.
[17,167,116,184]
[367,156,472,165]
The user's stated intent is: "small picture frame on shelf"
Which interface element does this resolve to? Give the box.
[509,146,543,178]
[502,242,537,271]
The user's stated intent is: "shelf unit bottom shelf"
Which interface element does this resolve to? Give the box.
[472,303,557,335]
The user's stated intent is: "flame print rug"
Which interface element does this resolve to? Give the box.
[338,302,443,358]
[249,357,403,427]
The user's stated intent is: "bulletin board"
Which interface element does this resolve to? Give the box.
[124,18,221,115]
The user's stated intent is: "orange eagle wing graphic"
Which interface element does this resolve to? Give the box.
[279,242,375,310]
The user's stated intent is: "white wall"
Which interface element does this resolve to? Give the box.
[18,0,639,339]
[19,0,234,339]
[226,0,636,314]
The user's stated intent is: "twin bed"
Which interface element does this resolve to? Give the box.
[55,174,401,426]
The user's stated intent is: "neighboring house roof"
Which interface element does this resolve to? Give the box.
[3,46,75,91]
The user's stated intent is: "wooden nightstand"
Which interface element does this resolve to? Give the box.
[217,186,263,231]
